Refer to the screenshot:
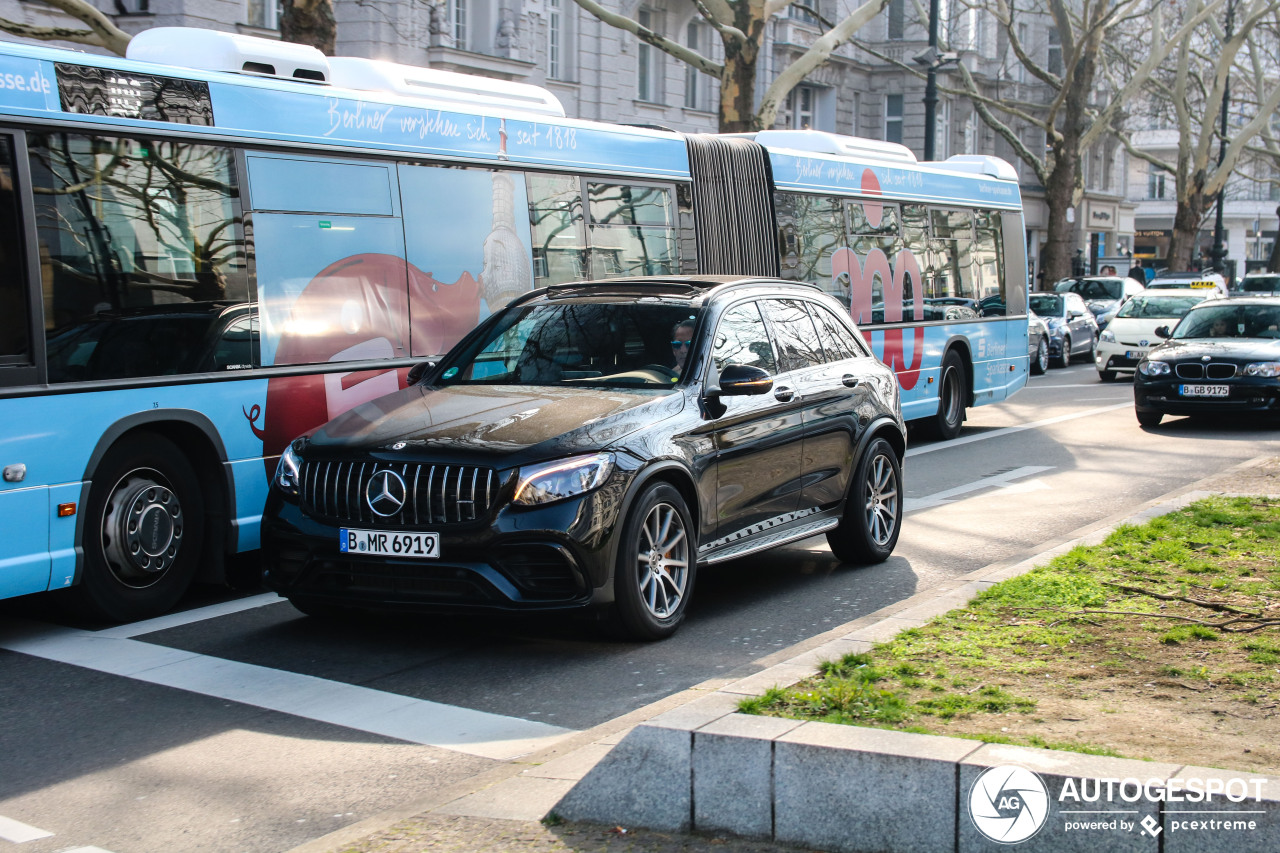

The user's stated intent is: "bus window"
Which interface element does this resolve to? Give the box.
[775,193,843,302]
[528,173,586,285]
[586,182,678,278]
[0,137,29,367]
[974,211,1006,316]
[28,132,250,381]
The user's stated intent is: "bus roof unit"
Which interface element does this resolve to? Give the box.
[327,57,566,117]
[942,154,1019,182]
[126,27,330,83]
[750,129,918,165]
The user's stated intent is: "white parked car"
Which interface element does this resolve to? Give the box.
[1145,270,1228,297]
[1095,291,1212,381]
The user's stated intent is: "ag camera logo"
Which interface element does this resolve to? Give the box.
[969,765,1050,844]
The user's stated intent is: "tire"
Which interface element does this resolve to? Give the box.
[288,597,352,619]
[1137,409,1163,427]
[1055,337,1071,368]
[63,433,205,622]
[927,350,967,440]
[827,437,902,564]
[612,482,696,641]
[1031,338,1049,375]
[1098,369,1117,382]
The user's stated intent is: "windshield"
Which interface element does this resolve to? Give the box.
[1055,279,1121,300]
[436,299,702,389]
[1242,276,1280,294]
[1028,294,1064,316]
[1115,294,1205,320]
[1172,303,1280,340]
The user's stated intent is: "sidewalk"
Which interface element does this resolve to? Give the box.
[292,455,1280,853]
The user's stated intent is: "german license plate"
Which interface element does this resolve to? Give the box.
[340,528,440,558]
[1179,384,1229,398]
[1125,350,1145,360]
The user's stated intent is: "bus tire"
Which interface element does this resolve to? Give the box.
[65,433,205,622]
[927,350,967,440]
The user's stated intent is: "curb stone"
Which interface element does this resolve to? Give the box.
[293,454,1280,853]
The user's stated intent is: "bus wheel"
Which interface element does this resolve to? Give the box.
[67,433,205,622]
[928,350,967,440]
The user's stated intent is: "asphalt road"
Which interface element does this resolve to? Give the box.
[2,362,1277,853]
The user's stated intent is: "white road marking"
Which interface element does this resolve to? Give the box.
[62,848,117,853]
[0,815,53,842]
[907,403,1132,458]
[0,621,572,761]
[94,593,283,639]
[905,466,1055,513]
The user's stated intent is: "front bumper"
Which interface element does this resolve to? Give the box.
[1134,375,1280,417]
[262,472,632,614]
[1095,342,1146,374]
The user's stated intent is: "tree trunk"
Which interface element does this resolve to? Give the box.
[281,0,336,56]
[1269,205,1280,273]
[717,2,767,133]
[1039,149,1079,287]
[1167,191,1207,271]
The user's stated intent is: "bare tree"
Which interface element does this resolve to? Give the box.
[1116,0,1280,270]
[940,0,1225,283]
[0,0,131,55]
[282,0,337,55]
[570,0,891,133]
[1238,16,1280,272]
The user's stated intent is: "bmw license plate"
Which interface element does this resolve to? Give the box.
[340,528,440,558]
[1179,384,1229,398]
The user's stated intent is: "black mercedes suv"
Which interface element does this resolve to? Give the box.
[262,276,906,639]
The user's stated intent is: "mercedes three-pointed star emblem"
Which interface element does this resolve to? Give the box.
[366,469,407,517]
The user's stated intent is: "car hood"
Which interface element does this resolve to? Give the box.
[1106,317,1179,341]
[1149,338,1280,362]
[306,383,686,465]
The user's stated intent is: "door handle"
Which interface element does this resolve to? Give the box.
[841,374,862,388]
[774,385,796,402]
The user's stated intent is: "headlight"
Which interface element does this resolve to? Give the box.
[1244,362,1280,377]
[513,452,614,506]
[1137,360,1171,376]
[1100,330,1116,343]
[274,441,302,497]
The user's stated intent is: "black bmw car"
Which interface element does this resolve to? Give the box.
[263,276,906,639]
[1134,296,1280,427]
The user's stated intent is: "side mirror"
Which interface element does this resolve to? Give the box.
[407,360,436,384]
[716,363,774,397]
[1154,326,1170,339]
[1068,309,1084,318]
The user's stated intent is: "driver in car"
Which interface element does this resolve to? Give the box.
[671,319,695,376]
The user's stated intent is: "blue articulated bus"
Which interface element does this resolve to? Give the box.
[0,28,1027,620]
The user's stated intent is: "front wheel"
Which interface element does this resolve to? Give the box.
[1031,339,1049,375]
[1137,409,1163,427]
[827,437,902,564]
[612,483,696,641]
[1098,369,1117,382]
[927,350,967,440]
[64,433,205,622]
[1055,337,1072,368]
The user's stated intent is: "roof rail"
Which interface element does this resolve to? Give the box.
[327,57,565,117]
[126,27,330,83]
[749,129,918,164]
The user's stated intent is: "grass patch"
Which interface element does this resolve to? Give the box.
[739,496,1280,763]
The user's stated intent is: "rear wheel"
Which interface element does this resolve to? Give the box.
[827,438,902,564]
[612,483,695,641]
[927,350,967,440]
[64,433,205,622]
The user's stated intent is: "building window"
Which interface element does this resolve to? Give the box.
[962,111,978,154]
[1016,24,1028,82]
[789,0,823,26]
[637,9,660,102]
[1047,27,1062,77]
[685,21,700,109]
[887,0,904,40]
[247,0,277,28]
[452,0,469,48]
[1147,163,1167,200]
[785,86,817,129]
[936,98,951,158]
[548,0,563,79]
[885,94,903,144]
